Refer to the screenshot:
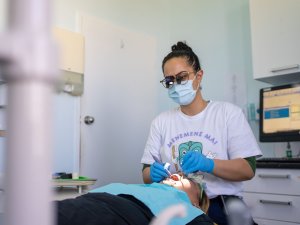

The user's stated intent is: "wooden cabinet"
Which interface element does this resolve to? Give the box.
[249,0,300,85]
[53,27,85,74]
[243,168,300,224]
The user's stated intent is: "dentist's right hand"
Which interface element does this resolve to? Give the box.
[150,162,169,182]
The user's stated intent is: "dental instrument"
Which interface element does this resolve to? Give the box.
[150,151,162,163]
[150,152,172,177]
[164,163,172,177]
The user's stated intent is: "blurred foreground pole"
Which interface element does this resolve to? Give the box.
[0,0,58,225]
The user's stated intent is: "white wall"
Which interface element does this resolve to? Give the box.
[1,0,298,178]
[52,0,278,159]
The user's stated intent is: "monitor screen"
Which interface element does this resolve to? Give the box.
[259,83,300,142]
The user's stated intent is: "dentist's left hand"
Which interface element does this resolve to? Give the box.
[150,162,169,182]
[181,151,214,174]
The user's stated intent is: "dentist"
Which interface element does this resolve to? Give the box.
[141,41,261,225]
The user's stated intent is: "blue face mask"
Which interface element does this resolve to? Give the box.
[168,80,197,105]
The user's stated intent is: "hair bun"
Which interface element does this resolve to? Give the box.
[162,41,201,72]
[171,41,192,52]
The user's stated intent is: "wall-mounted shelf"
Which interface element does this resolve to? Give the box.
[53,27,85,96]
[53,177,96,194]
[53,27,85,74]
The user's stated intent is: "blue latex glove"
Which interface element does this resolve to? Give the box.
[150,162,169,182]
[181,151,214,174]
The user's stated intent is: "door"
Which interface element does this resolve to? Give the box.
[79,15,158,187]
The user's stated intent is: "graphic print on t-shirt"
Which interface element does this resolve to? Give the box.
[169,143,217,172]
[163,130,220,173]
[177,141,203,165]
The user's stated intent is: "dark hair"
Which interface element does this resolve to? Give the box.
[162,41,201,73]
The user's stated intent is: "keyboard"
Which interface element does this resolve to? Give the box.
[257,157,300,163]
[256,157,300,169]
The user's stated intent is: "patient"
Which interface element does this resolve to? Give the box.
[161,173,209,213]
[55,174,213,225]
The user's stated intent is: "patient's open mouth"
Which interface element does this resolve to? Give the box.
[170,174,180,181]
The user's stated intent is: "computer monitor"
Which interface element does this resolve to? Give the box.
[259,83,300,142]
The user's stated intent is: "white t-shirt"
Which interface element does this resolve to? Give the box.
[141,101,262,198]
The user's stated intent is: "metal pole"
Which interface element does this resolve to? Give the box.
[0,0,58,225]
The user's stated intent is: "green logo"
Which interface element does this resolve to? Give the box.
[178,141,202,165]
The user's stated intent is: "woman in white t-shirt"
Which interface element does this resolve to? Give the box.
[141,41,261,225]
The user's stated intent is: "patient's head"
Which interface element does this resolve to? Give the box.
[160,173,209,212]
